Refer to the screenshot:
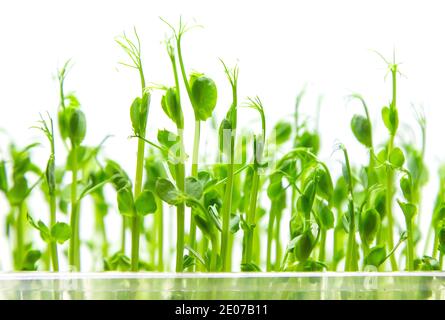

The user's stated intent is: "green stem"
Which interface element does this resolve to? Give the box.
[15,203,26,270]
[244,170,260,264]
[319,229,327,262]
[345,202,357,271]
[121,216,126,253]
[175,163,185,272]
[131,138,146,271]
[221,160,234,272]
[385,135,398,271]
[274,208,283,271]
[189,121,200,261]
[156,198,164,271]
[49,194,59,271]
[210,234,220,272]
[69,144,79,270]
[432,233,439,260]
[439,251,443,270]
[405,217,415,271]
[266,202,276,271]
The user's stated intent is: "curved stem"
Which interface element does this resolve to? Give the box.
[69,144,79,270]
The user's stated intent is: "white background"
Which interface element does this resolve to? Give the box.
[1,0,444,270]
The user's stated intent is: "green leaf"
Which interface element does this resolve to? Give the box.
[51,222,71,244]
[438,227,445,254]
[0,160,8,193]
[364,246,386,267]
[414,256,440,271]
[381,106,398,135]
[185,245,207,269]
[28,214,51,243]
[21,250,41,271]
[130,97,141,135]
[135,190,157,215]
[104,252,131,271]
[293,230,315,262]
[230,214,240,234]
[190,75,218,121]
[317,201,334,230]
[359,208,381,246]
[400,174,412,201]
[296,131,320,154]
[7,176,28,206]
[351,114,372,147]
[432,205,445,229]
[397,200,417,221]
[185,177,203,200]
[105,159,131,190]
[240,262,261,272]
[161,87,184,128]
[68,108,87,146]
[272,121,292,145]
[155,178,182,205]
[389,147,405,168]
[316,168,333,200]
[117,187,135,216]
[218,119,232,155]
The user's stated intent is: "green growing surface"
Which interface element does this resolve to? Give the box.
[0,19,444,273]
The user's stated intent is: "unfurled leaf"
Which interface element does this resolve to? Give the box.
[117,187,135,216]
[389,147,405,168]
[364,245,386,267]
[155,178,182,205]
[135,190,157,215]
[51,222,71,244]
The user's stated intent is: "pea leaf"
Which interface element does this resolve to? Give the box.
[7,176,28,206]
[351,114,372,147]
[68,108,87,146]
[397,200,417,221]
[381,106,398,135]
[51,222,71,244]
[185,177,203,200]
[364,245,386,267]
[190,75,218,121]
[21,250,41,271]
[117,187,135,216]
[400,175,413,202]
[155,178,182,205]
[359,208,381,245]
[230,214,240,234]
[316,168,333,200]
[161,87,184,128]
[135,190,157,215]
[272,121,292,145]
[0,160,8,193]
[389,147,405,168]
[240,262,261,272]
[293,230,315,262]
[317,201,334,230]
[27,214,51,243]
